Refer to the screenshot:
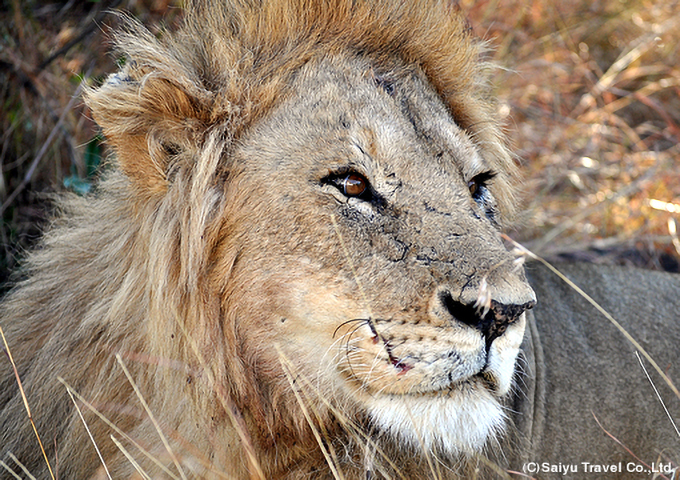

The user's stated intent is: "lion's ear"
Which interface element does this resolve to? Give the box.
[86,66,208,195]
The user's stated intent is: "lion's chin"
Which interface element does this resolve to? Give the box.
[364,382,505,456]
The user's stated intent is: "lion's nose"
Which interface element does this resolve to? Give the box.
[438,291,536,348]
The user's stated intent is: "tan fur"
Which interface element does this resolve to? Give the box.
[0,1,592,478]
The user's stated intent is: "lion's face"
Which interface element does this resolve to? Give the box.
[221,54,536,455]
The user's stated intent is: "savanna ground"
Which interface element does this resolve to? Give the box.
[0,0,679,287]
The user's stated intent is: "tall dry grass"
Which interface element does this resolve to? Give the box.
[462,0,680,269]
[0,0,182,285]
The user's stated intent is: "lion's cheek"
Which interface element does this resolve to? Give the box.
[257,277,367,372]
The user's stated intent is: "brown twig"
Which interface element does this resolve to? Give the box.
[38,0,123,71]
[0,78,86,217]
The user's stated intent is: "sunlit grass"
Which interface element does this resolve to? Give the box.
[462,0,680,268]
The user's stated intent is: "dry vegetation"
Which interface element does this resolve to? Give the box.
[462,0,680,270]
[0,0,679,286]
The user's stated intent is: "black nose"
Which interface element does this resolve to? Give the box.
[441,292,536,349]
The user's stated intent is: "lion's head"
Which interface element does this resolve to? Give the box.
[1,0,536,477]
[214,52,537,457]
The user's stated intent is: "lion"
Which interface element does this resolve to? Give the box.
[1,0,679,478]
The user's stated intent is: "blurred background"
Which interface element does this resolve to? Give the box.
[0,0,679,287]
[462,0,680,272]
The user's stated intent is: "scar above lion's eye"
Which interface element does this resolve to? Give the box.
[374,75,395,96]
[342,173,368,197]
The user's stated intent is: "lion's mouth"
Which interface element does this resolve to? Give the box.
[386,342,498,391]
[367,320,415,375]
[350,318,517,397]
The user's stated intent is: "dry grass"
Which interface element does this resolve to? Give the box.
[0,0,182,285]
[0,0,679,283]
[461,0,680,269]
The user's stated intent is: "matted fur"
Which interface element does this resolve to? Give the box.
[1,1,540,478]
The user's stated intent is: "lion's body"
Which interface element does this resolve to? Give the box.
[518,263,680,475]
[1,1,679,479]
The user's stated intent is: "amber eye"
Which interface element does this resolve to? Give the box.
[468,178,479,197]
[342,173,368,197]
[468,171,495,199]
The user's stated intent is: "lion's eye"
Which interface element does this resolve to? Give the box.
[468,178,479,197]
[325,172,371,199]
[468,171,495,199]
[342,173,368,197]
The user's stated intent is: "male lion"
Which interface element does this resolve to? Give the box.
[1,1,679,479]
